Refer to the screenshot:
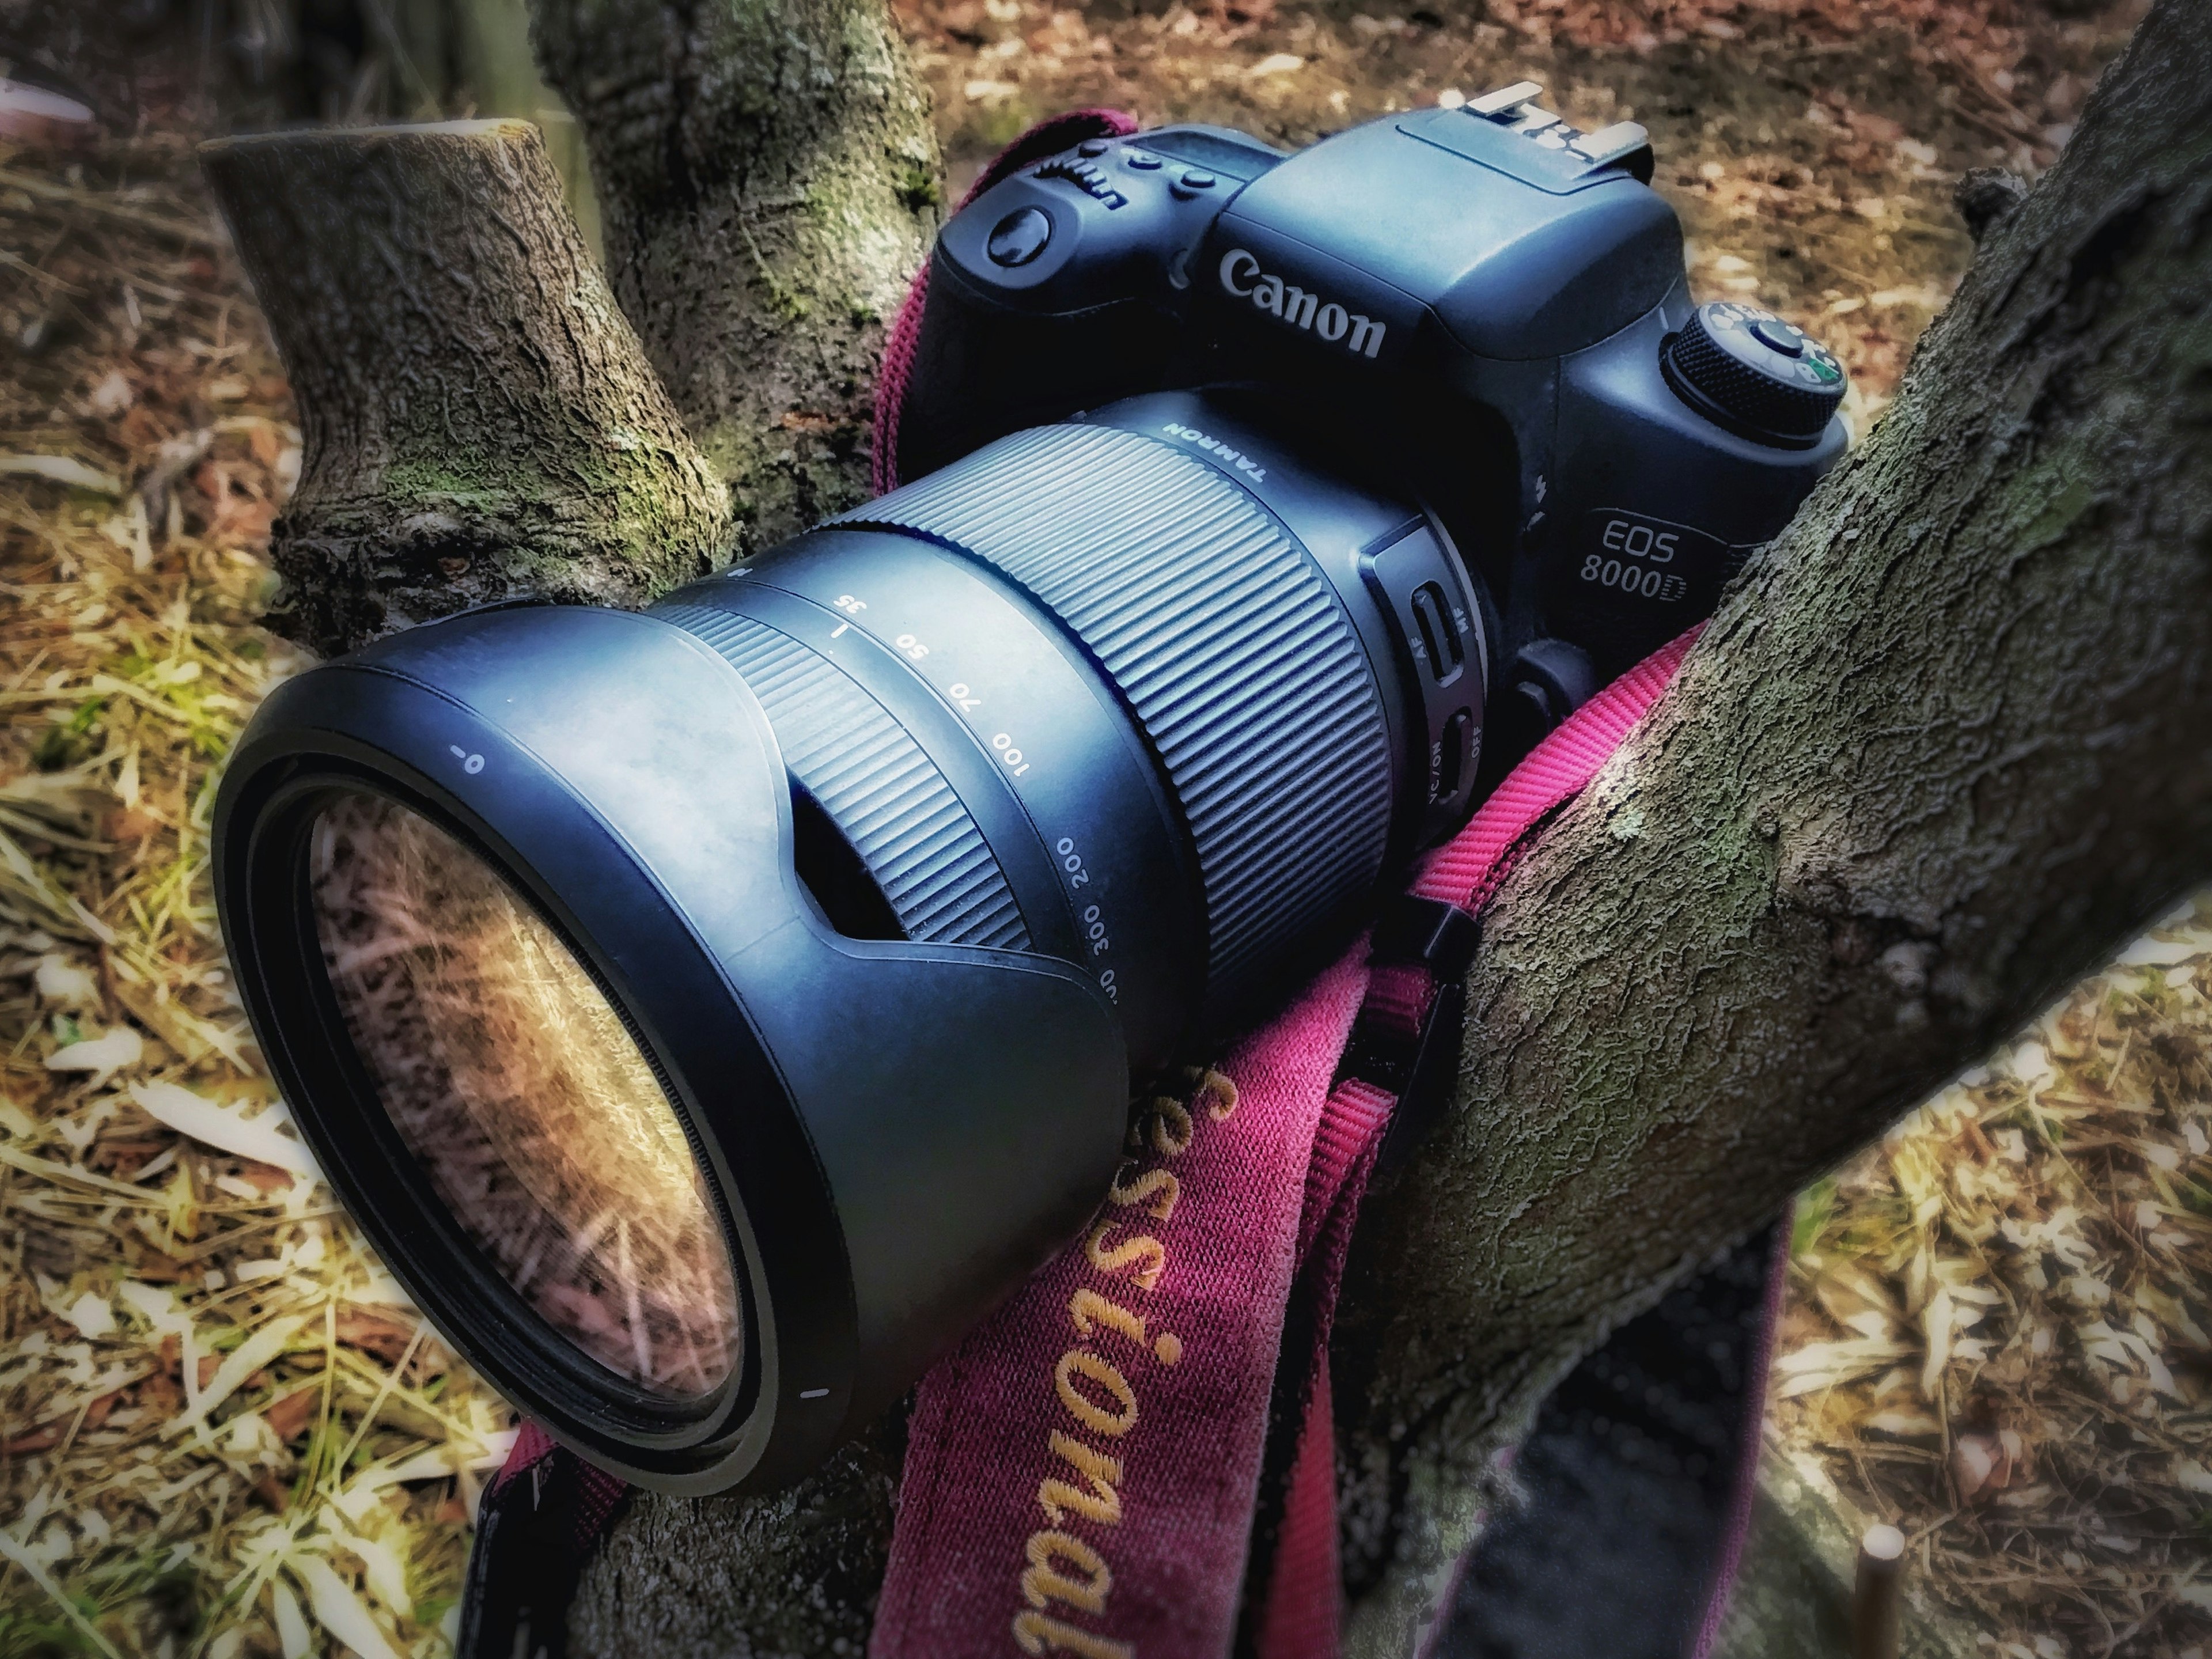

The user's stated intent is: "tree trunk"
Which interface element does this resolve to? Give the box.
[529,0,942,554]
[1329,1,2212,1645]
[202,119,729,656]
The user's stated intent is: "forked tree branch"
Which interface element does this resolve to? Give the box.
[208,0,2210,1646]
[531,0,942,553]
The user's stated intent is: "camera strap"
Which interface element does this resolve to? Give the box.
[866,630,1706,1659]
[1240,627,1707,1659]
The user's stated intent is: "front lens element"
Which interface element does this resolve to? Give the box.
[308,793,740,1400]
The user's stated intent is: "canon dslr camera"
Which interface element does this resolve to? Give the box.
[214,84,1847,1491]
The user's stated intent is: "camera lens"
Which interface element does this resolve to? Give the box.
[308,791,742,1399]
[214,389,1487,1490]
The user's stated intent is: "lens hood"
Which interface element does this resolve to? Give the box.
[215,605,1128,1491]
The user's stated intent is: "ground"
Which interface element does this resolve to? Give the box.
[0,0,2201,1655]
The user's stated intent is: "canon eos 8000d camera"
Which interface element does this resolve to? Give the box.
[896,82,1850,768]
[213,84,1849,1493]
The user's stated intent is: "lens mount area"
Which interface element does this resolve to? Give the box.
[214,605,1128,1493]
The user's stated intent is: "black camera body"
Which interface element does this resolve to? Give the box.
[214,86,1851,1494]
[897,86,1847,748]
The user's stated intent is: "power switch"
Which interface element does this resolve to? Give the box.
[1434,707,1472,805]
[1410,582,1464,687]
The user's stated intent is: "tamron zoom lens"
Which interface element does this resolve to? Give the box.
[215,391,1489,1490]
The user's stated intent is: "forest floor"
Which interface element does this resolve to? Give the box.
[0,0,2200,1656]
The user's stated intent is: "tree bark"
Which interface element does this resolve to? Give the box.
[569,1418,904,1659]
[202,118,729,656]
[529,0,942,554]
[1330,1,2212,1645]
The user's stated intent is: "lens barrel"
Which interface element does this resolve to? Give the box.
[214,390,1487,1490]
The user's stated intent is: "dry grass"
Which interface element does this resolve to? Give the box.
[0,137,513,1658]
[1776,908,2212,1658]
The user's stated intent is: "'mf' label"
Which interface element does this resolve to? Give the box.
[1217,248,1387,359]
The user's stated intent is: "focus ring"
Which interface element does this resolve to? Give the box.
[656,603,1031,950]
[836,425,1392,1002]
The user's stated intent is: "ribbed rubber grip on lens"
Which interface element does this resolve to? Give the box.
[656,604,1031,950]
[835,425,1392,1001]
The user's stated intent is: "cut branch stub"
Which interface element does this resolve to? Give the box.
[200,119,732,657]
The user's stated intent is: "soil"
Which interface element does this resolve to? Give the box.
[895,0,2145,429]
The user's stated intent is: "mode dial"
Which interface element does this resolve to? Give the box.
[1661,301,1847,448]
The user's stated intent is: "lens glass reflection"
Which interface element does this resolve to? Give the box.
[309,792,740,1399]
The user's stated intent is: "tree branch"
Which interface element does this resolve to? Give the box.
[1332,1,2212,1645]
[202,119,731,656]
[531,0,942,554]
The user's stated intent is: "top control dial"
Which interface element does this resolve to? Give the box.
[1661,301,1847,448]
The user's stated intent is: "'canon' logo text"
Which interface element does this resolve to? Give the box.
[1217,248,1388,359]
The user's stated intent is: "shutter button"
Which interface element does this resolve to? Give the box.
[986,207,1053,267]
[1171,169,1217,200]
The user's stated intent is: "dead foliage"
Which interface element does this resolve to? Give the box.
[1778,904,2212,1657]
[0,134,513,1659]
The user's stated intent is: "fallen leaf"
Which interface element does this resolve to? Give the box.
[127,1080,320,1179]
[293,1554,405,1659]
[334,1308,419,1366]
[263,1383,319,1443]
[0,453,123,495]
[44,1026,143,1088]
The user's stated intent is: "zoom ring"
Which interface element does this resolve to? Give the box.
[656,603,1031,950]
[837,424,1392,1003]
